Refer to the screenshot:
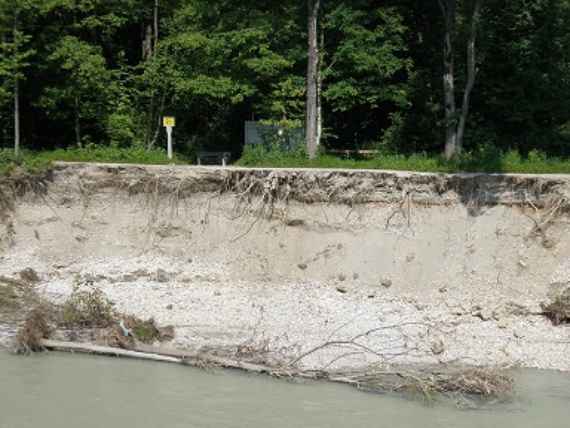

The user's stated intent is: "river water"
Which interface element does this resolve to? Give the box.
[1,352,569,428]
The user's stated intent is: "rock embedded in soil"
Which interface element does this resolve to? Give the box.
[431,339,445,355]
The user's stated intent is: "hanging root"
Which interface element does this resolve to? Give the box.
[522,195,568,247]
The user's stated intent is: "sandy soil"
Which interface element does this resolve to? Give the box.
[1,163,569,371]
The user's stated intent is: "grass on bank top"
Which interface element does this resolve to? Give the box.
[237,144,570,174]
[0,146,188,176]
[3,144,570,176]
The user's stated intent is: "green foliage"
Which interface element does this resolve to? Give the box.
[238,144,570,175]
[238,143,307,167]
[38,36,113,145]
[0,0,38,118]
[106,112,136,147]
[323,4,412,112]
[62,282,115,328]
[41,146,187,164]
[0,0,569,166]
[0,146,188,176]
[130,318,162,344]
[0,149,51,175]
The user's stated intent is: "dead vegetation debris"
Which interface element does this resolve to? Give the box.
[13,280,175,354]
[0,282,20,310]
[324,366,513,404]
[15,307,51,353]
[541,289,570,325]
[19,268,40,284]
[0,275,41,317]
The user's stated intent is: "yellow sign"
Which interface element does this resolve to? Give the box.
[163,116,176,127]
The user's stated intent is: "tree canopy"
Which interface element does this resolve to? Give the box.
[0,0,569,159]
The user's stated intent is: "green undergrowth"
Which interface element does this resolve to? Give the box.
[237,144,570,174]
[0,146,189,176]
[3,144,570,176]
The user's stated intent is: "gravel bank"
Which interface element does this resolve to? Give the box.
[1,163,569,371]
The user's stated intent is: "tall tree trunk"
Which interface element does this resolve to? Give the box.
[154,0,159,52]
[149,93,166,149]
[74,97,81,148]
[13,12,20,157]
[306,0,320,159]
[142,24,153,60]
[316,29,324,148]
[439,0,457,159]
[456,0,483,150]
[439,0,483,159]
[145,0,160,149]
[14,72,20,158]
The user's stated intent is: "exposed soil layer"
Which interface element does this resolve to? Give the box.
[1,163,570,371]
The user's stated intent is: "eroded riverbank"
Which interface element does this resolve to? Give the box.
[1,163,569,376]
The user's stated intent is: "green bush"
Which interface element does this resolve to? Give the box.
[106,112,137,147]
[62,284,115,328]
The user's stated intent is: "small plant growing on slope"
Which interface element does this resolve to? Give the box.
[61,281,115,328]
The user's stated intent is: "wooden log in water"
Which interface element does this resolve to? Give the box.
[39,339,282,375]
[40,340,183,364]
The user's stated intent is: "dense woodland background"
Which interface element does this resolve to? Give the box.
[1,0,569,162]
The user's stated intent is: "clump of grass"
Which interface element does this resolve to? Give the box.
[61,284,115,328]
[541,289,570,325]
[126,316,161,344]
[0,149,52,176]
[15,307,51,354]
[39,145,188,165]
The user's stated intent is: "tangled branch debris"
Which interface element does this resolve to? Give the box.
[16,307,51,353]
[328,367,513,402]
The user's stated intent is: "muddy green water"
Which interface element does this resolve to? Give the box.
[1,352,569,428]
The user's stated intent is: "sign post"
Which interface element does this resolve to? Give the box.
[163,116,176,160]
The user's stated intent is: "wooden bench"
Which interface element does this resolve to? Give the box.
[327,149,379,159]
[197,151,231,166]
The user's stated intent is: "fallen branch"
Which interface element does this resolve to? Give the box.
[39,339,513,403]
[40,339,280,375]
